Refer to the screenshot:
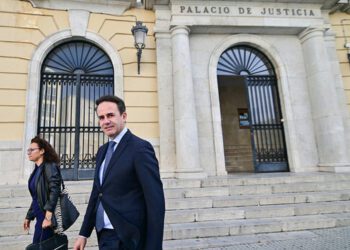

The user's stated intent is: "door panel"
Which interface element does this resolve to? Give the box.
[246,76,288,172]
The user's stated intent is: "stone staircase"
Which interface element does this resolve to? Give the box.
[1,172,350,249]
[224,145,254,172]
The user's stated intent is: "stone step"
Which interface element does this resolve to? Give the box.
[0,203,89,223]
[164,214,337,240]
[163,230,317,250]
[226,160,253,166]
[5,196,350,229]
[0,178,203,199]
[3,199,350,237]
[0,192,90,209]
[166,189,350,210]
[225,155,253,160]
[4,189,350,224]
[1,212,345,249]
[213,190,350,207]
[165,200,350,223]
[226,181,350,195]
[225,151,253,158]
[0,229,98,250]
[0,181,94,198]
[4,179,350,210]
[0,214,86,237]
[201,173,350,187]
[2,173,350,199]
[224,145,252,152]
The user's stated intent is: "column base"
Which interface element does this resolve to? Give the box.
[160,171,176,178]
[318,163,350,173]
[175,169,207,179]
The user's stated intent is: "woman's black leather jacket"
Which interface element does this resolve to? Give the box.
[25,162,62,221]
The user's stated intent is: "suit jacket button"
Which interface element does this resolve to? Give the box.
[99,193,103,197]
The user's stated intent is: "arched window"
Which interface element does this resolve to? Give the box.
[217,45,288,172]
[217,45,275,76]
[38,41,114,180]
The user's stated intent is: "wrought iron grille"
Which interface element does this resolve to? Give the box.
[38,41,114,180]
[246,76,288,172]
[217,46,275,76]
[42,41,113,75]
[217,45,288,172]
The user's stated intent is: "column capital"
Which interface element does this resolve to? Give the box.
[299,26,325,43]
[170,25,190,37]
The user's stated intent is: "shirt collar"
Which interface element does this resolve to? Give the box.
[110,127,128,144]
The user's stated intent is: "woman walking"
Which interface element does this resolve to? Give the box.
[23,136,62,244]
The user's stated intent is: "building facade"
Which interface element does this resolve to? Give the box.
[1,0,350,184]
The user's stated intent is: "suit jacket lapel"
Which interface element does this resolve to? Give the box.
[102,130,131,183]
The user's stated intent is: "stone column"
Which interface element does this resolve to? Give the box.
[171,26,206,178]
[299,27,350,172]
[155,32,177,178]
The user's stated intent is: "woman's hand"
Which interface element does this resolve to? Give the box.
[23,219,30,231]
[42,218,52,228]
[42,211,53,229]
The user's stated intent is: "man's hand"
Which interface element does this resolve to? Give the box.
[73,236,87,250]
[23,219,30,231]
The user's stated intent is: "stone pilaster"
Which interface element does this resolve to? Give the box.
[299,27,350,172]
[171,25,206,178]
[155,32,177,178]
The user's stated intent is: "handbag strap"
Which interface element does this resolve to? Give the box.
[60,175,65,190]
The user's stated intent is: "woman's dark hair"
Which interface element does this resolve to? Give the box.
[95,95,126,114]
[31,136,60,164]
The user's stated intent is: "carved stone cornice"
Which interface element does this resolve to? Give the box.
[26,0,133,15]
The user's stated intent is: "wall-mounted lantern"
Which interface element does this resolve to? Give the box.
[131,21,148,74]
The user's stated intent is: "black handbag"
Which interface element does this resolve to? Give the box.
[25,232,68,250]
[43,164,80,233]
[54,180,80,233]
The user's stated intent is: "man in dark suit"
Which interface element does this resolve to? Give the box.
[74,95,165,250]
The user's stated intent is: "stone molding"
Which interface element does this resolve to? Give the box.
[0,141,22,151]
[170,25,190,36]
[69,9,90,37]
[27,0,132,15]
[23,29,124,182]
[298,26,325,43]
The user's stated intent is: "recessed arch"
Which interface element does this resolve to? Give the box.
[22,30,124,180]
[208,34,296,175]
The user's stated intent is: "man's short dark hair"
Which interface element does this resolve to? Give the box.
[95,95,126,114]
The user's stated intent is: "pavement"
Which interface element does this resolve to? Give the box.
[216,226,350,250]
[86,226,350,250]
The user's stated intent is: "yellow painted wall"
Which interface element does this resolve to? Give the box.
[0,0,69,140]
[330,12,350,112]
[88,9,159,139]
[0,0,159,140]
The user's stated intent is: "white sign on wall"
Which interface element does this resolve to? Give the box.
[171,2,321,18]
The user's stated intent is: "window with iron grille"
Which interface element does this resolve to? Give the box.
[38,41,114,180]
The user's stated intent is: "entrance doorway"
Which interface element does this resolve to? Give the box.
[38,41,114,180]
[217,45,289,173]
